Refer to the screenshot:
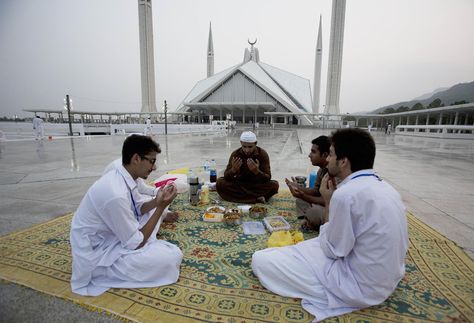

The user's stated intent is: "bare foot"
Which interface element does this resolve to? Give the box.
[256,196,266,204]
[164,211,179,223]
[300,219,318,232]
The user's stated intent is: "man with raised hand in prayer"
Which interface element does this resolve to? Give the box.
[285,135,330,231]
[252,128,408,321]
[102,157,179,222]
[216,131,279,204]
[70,134,183,296]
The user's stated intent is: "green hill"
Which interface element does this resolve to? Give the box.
[373,81,474,114]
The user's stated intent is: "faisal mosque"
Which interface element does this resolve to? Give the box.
[138,0,347,126]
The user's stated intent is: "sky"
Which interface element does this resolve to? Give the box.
[1,0,473,117]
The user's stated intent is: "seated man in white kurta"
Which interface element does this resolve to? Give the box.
[252,128,408,321]
[102,157,179,222]
[70,134,183,296]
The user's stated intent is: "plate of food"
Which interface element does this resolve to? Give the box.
[249,205,268,219]
[203,212,224,222]
[206,206,225,214]
[263,216,291,232]
[224,208,242,225]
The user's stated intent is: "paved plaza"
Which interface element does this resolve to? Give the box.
[1,127,473,322]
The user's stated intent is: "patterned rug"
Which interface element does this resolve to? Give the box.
[0,191,473,322]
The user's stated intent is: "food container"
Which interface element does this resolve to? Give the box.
[263,216,291,232]
[249,205,268,219]
[203,212,224,222]
[224,208,242,226]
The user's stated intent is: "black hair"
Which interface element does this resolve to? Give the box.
[122,134,161,165]
[330,128,375,172]
[311,135,330,154]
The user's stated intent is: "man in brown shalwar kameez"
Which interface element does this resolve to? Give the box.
[216,131,279,204]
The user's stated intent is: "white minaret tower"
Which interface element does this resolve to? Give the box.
[207,22,214,77]
[138,0,157,113]
[325,0,346,115]
[313,15,323,114]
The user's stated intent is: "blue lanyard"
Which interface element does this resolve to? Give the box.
[130,191,140,220]
[351,173,382,181]
[120,171,141,220]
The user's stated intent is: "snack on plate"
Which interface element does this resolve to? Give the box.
[249,205,267,213]
[225,208,240,215]
[207,206,225,213]
[224,212,240,220]
[249,204,268,219]
[203,212,223,222]
[224,209,242,225]
[263,216,291,232]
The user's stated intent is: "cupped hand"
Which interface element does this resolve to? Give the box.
[247,158,260,174]
[230,157,242,173]
[155,183,177,208]
[320,174,336,204]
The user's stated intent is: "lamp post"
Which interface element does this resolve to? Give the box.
[163,100,168,135]
[322,105,326,129]
[65,95,73,136]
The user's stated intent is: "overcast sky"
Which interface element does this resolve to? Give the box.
[1,0,473,117]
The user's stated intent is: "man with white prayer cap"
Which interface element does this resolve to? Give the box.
[216,131,279,203]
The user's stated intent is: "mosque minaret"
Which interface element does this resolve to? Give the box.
[325,0,346,115]
[207,22,214,77]
[312,15,323,114]
[138,0,157,113]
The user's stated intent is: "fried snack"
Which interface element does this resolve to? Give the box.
[207,206,224,213]
[268,219,286,228]
[224,212,240,220]
[250,205,267,213]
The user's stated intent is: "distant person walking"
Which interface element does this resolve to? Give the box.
[32,115,44,140]
[144,118,153,136]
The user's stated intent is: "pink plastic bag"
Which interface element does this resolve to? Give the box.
[154,177,177,188]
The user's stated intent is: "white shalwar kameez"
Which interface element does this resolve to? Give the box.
[252,169,408,321]
[144,119,152,136]
[70,165,183,296]
[32,117,44,140]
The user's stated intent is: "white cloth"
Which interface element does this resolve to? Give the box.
[252,169,408,321]
[32,117,44,139]
[240,131,257,143]
[144,119,152,136]
[103,158,158,196]
[70,165,183,296]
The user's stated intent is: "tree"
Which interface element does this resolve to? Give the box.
[451,100,468,105]
[411,102,424,111]
[396,106,409,112]
[427,98,442,109]
[380,107,395,114]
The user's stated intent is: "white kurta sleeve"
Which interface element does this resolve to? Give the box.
[319,193,356,259]
[100,197,143,250]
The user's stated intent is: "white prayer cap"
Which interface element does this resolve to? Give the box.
[240,131,257,143]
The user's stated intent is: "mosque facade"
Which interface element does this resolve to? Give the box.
[177,35,314,126]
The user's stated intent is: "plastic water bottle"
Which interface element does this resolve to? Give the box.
[210,159,217,183]
[309,169,318,188]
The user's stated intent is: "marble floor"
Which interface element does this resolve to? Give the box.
[0,127,473,322]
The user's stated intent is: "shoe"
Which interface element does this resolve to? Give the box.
[256,196,266,204]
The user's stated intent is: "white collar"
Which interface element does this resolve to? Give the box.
[118,164,138,191]
[339,169,375,186]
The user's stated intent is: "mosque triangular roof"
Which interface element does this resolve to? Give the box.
[177,57,312,115]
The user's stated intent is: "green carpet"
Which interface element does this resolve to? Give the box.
[0,191,473,322]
